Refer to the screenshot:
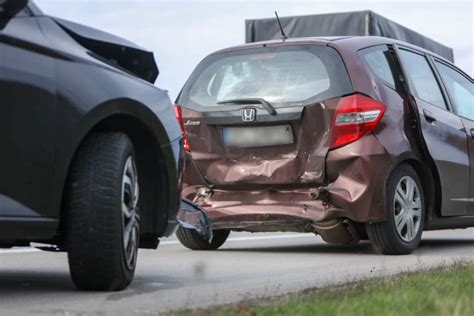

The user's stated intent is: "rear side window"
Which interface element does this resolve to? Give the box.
[360,45,396,87]
[435,62,473,120]
[398,50,447,110]
[180,45,353,109]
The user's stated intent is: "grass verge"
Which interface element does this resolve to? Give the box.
[170,263,474,316]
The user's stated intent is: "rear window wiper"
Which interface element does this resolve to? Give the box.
[217,98,278,116]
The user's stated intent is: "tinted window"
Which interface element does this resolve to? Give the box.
[399,50,447,110]
[180,45,353,109]
[191,51,330,105]
[361,46,396,87]
[435,62,473,120]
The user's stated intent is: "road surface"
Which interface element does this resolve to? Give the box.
[0,229,473,315]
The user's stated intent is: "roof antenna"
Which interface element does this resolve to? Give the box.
[274,11,288,40]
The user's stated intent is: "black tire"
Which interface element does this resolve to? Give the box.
[366,163,425,255]
[65,132,140,291]
[176,227,230,250]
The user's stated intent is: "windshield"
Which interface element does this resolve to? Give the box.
[180,45,353,109]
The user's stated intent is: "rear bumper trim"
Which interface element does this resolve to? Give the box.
[176,199,213,241]
[199,203,345,231]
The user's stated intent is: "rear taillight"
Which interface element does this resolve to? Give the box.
[174,105,191,152]
[330,94,386,149]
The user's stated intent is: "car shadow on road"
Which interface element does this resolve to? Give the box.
[218,238,474,255]
[219,241,376,254]
[0,270,76,294]
[419,238,474,249]
[0,269,182,295]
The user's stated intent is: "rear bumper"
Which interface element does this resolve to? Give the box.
[182,134,393,232]
[181,187,344,231]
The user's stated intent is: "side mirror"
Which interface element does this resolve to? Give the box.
[0,0,28,19]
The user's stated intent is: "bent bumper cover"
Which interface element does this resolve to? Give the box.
[176,199,213,240]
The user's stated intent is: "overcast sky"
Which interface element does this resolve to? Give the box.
[35,0,473,100]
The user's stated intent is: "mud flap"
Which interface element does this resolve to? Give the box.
[176,199,213,241]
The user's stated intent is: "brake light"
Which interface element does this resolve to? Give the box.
[174,105,191,152]
[330,94,386,149]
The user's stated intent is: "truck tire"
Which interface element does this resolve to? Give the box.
[65,132,140,291]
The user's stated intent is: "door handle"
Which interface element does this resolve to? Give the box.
[423,109,436,123]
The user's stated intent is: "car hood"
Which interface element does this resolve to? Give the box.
[52,17,159,83]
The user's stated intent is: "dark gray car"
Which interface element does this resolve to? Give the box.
[0,0,184,290]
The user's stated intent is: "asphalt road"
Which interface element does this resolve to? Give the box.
[0,228,473,315]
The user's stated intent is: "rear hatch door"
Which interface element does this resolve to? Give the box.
[177,44,353,186]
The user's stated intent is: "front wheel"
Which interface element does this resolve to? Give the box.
[176,227,230,250]
[366,164,425,255]
[65,132,140,291]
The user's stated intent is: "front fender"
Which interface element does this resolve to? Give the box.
[50,98,180,222]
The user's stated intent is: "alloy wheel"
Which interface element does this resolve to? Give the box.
[393,176,422,242]
[121,156,140,269]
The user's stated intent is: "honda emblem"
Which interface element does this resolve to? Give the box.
[242,108,256,122]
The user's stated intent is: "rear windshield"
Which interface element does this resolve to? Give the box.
[179,45,353,109]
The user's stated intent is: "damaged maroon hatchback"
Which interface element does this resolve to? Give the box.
[175,36,474,255]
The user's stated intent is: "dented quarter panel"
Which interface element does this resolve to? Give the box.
[325,134,391,222]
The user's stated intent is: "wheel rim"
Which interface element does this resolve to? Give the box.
[122,156,140,269]
[393,176,422,242]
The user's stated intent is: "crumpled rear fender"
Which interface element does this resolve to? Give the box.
[325,134,393,222]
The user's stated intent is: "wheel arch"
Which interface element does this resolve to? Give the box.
[57,100,177,245]
[87,114,171,237]
[389,156,440,222]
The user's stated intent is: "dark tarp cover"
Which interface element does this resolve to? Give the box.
[245,10,454,62]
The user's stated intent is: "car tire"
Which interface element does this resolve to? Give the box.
[366,163,425,255]
[65,132,140,291]
[176,227,230,250]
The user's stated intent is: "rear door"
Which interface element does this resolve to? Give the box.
[433,60,474,213]
[396,47,470,216]
[177,44,353,187]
